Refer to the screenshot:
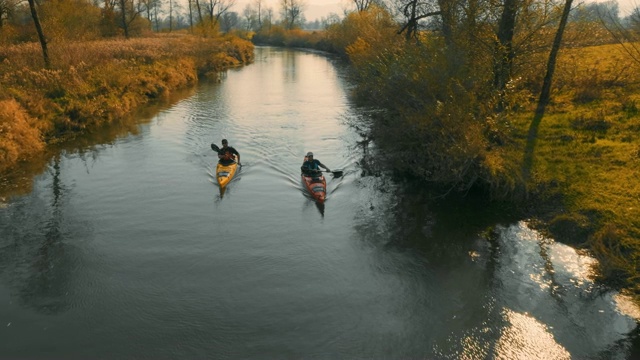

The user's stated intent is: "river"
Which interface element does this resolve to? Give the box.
[1,46,639,359]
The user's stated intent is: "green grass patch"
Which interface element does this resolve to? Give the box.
[511,61,640,291]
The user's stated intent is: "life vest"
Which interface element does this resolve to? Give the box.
[303,157,319,170]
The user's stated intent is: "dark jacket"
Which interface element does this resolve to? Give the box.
[218,146,239,164]
[301,158,327,175]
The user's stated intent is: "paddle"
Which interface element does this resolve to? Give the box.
[322,169,343,177]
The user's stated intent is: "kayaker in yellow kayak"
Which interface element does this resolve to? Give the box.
[301,152,330,175]
[217,139,241,166]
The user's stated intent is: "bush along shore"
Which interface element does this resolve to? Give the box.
[0,33,254,175]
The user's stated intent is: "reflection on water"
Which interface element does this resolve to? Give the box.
[23,156,69,314]
[495,309,571,359]
[351,176,640,358]
[0,156,89,316]
[484,222,637,359]
[0,47,638,359]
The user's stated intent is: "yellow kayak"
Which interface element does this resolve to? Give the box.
[216,162,238,188]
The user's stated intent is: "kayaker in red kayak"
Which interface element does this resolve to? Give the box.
[301,152,330,175]
[217,139,241,166]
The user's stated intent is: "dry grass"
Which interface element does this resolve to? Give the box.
[0,33,254,173]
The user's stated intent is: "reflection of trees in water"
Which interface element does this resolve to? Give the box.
[283,49,298,83]
[355,184,636,357]
[21,156,69,314]
[348,143,515,354]
[0,156,78,315]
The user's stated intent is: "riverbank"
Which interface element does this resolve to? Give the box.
[0,33,254,177]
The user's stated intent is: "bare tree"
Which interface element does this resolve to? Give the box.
[194,0,204,25]
[118,0,148,38]
[280,0,304,29]
[395,0,441,41]
[253,0,263,27]
[353,0,373,12]
[265,6,273,30]
[152,0,160,30]
[168,0,173,31]
[0,0,18,28]
[242,3,257,30]
[220,10,238,31]
[187,0,193,30]
[203,0,235,29]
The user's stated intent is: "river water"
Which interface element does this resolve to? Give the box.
[1,46,639,359]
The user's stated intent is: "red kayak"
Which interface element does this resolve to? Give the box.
[302,172,326,203]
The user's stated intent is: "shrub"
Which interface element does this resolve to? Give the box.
[0,99,44,172]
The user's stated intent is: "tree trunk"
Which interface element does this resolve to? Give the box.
[493,0,519,92]
[257,0,261,27]
[536,0,573,116]
[188,0,193,32]
[437,0,455,47]
[27,0,49,68]
[195,0,203,25]
[405,0,417,41]
[120,0,130,38]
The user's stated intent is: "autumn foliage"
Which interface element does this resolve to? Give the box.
[0,34,254,173]
[0,99,45,167]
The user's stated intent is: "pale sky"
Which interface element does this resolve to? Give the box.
[232,0,639,22]
[232,0,350,21]
[603,0,639,15]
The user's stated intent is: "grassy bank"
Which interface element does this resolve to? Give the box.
[513,43,640,291]
[0,33,254,175]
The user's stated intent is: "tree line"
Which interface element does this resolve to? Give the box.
[4,0,638,47]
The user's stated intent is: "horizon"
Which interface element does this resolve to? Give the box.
[231,0,638,22]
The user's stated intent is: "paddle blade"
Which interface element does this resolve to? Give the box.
[211,143,220,152]
[331,170,343,177]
